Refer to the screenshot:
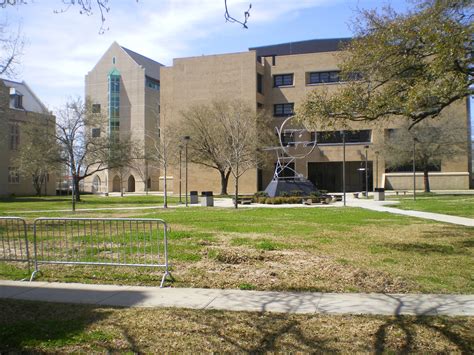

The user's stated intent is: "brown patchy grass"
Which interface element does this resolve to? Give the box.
[0,299,472,353]
[1,207,473,293]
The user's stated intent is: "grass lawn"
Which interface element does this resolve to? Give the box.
[0,299,472,353]
[2,207,472,294]
[388,194,474,218]
[0,194,179,213]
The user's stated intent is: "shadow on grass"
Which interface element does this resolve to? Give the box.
[384,242,466,255]
[0,287,148,352]
[374,315,473,354]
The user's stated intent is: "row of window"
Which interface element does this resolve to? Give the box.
[279,130,372,146]
[272,71,342,88]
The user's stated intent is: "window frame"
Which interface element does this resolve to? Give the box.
[273,103,294,117]
[307,70,341,85]
[273,73,294,88]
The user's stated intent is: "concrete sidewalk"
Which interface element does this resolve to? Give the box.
[346,199,474,227]
[1,281,473,316]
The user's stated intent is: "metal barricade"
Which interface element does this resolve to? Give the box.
[32,218,172,287]
[0,217,30,272]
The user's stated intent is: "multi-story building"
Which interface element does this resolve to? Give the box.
[85,42,163,193]
[87,38,472,194]
[0,79,56,196]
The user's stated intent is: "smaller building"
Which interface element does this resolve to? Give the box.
[0,79,56,196]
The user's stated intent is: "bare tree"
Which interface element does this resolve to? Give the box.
[376,119,467,192]
[0,21,23,77]
[179,103,232,195]
[216,101,263,208]
[13,116,60,196]
[224,0,251,28]
[54,97,129,202]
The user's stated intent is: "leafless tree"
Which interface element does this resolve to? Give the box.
[179,102,232,195]
[13,116,60,196]
[54,97,130,203]
[0,21,23,77]
[375,118,467,192]
[224,0,251,28]
[216,101,264,208]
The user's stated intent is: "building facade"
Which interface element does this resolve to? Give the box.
[87,39,472,194]
[85,42,163,193]
[0,79,56,196]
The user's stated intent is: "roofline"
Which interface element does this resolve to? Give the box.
[2,78,50,114]
[249,37,352,50]
[120,45,165,67]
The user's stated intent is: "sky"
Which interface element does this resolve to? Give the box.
[1,0,415,110]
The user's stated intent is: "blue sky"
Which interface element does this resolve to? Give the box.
[1,0,414,110]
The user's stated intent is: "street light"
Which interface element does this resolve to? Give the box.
[364,145,369,199]
[182,136,191,207]
[413,137,418,201]
[375,151,379,189]
[341,130,346,207]
[178,144,183,204]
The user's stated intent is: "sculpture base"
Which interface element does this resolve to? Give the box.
[264,178,317,197]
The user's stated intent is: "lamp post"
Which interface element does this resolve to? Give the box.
[178,144,183,204]
[375,151,379,189]
[341,130,346,207]
[364,145,369,199]
[182,136,190,207]
[413,137,418,201]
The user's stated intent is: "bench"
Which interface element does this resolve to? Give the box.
[303,196,333,205]
[233,198,253,205]
[395,190,408,196]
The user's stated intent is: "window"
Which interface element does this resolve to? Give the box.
[314,130,372,144]
[257,102,263,109]
[9,124,19,150]
[257,73,263,94]
[280,132,295,147]
[110,121,120,132]
[274,74,293,87]
[274,103,294,117]
[8,167,20,184]
[146,77,160,90]
[91,128,101,138]
[308,71,340,84]
[109,73,120,123]
[92,104,101,113]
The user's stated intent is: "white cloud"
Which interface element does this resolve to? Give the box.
[1,0,339,109]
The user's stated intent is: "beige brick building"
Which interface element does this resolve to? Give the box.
[87,38,472,195]
[85,42,163,193]
[0,79,56,196]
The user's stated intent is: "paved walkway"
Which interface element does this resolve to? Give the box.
[346,199,474,227]
[1,281,473,316]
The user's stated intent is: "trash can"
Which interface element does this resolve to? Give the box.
[374,188,385,201]
[190,191,198,204]
[201,191,214,207]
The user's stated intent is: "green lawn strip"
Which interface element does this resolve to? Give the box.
[1,207,472,293]
[0,195,179,214]
[388,194,474,218]
[0,299,472,353]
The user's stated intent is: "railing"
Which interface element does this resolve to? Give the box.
[0,217,172,287]
[0,217,30,273]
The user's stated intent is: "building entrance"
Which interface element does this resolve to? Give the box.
[308,161,373,192]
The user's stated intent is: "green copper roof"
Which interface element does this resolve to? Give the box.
[108,67,121,76]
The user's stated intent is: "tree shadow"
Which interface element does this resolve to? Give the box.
[373,295,473,354]
[0,285,149,352]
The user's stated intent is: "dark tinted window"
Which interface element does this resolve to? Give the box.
[274,103,294,117]
[274,74,293,87]
[316,130,371,144]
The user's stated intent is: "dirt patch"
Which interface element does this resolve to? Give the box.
[172,246,415,293]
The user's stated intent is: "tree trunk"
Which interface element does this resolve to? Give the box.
[163,163,168,208]
[234,176,239,209]
[219,170,230,196]
[32,174,42,196]
[234,163,239,209]
[423,169,430,193]
[74,177,81,202]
